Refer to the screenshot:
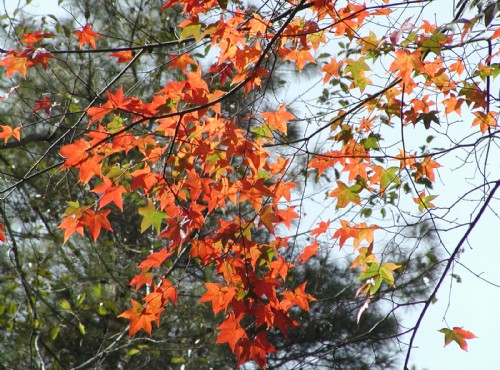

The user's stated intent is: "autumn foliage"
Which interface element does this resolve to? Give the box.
[1,0,497,367]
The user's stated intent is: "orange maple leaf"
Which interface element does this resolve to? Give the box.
[414,156,441,182]
[118,298,164,336]
[144,278,178,306]
[388,49,423,85]
[0,52,29,78]
[296,239,318,265]
[199,282,236,313]
[58,215,85,243]
[0,125,21,144]
[129,267,153,291]
[59,139,90,168]
[472,110,497,133]
[21,31,54,46]
[282,48,316,72]
[333,219,357,249]
[310,220,331,237]
[109,50,134,63]
[72,24,101,49]
[169,52,197,72]
[281,282,316,311]
[261,104,295,135]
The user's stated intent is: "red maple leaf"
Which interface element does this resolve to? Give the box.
[139,248,173,269]
[199,283,236,313]
[59,139,90,168]
[34,96,53,115]
[296,239,318,265]
[109,50,134,63]
[129,267,153,291]
[235,332,276,368]
[0,224,6,243]
[72,24,101,49]
[118,298,164,336]
[215,313,247,351]
[91,177,127,211]
[80,209,113,241]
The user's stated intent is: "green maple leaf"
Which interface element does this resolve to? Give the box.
[138,201,168,233]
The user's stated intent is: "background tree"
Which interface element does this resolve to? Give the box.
[0,0,498,369]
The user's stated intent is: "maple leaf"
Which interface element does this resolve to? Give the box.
[413,191,438,212]
[342,159,369,182]
[235,332,276,368]
[388,49,423,85]
[0,224,5,243]
[296,239,318,265]
[87,86,132,123]
[281,282,316,311]
[329,180,361,208]
[322,57,343,83]
[34,96,53,115]
[109,50,134,63]
[216,313,247,351]
[138,201,168,233]
[439,327,477,351]
[277,206,299,228]
[0,125,21,144]
[310,220,331,237]
[269,255,292,280]
[118,298,164,336]
[139,248,173,270]
[199,283,236,313]
[58,215,85,243]
[59,139,90,168]
[129,267,154,291]
[258,205,279,234]
[169,53,197,72]
[72,24,101,49]
[350,244,378,271]
[472,110,497,133]
[80,209,113,241]
[77,155,103,184]
[379,262,401,287]
[21,31,54,46]
[91,177,127,211]
[0,52,29,78]
[282,48,316,72]
[352,222,378,249]
[261,104,295,135]
[414,156,441,182]
[333,219,356,249]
